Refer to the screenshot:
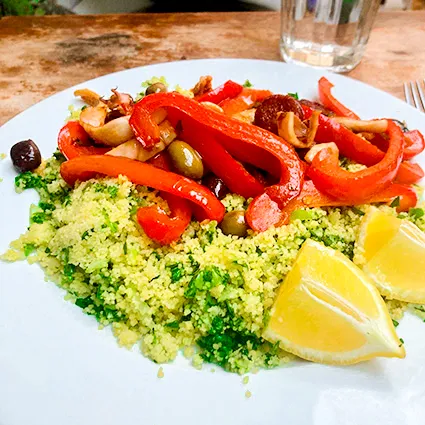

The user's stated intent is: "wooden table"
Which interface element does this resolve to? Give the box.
[1,11,424,126]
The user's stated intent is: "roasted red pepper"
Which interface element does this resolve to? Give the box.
[318,77,360,119]
[308,120,404,202]
[136,151,193,244]
[137,192,192,245]
[303,106,424,184]
[134,92,304,219]
[57,121,110,160]
[220,88,273,116]
[196,80,243,104]
[246,180,418,231]
[60,155,225,222]
[404,130,425,159]
[180,120,264,199]
[129,105,161,148]
[371,129,425,161]
[395,161,424,185]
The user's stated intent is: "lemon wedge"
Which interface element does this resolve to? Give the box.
[263,239,405,365]
[356,208,425,304]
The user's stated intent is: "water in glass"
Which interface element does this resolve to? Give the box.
[281,0,381,72]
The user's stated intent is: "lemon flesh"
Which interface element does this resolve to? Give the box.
[263,239,405,365]
[357,208,425,304]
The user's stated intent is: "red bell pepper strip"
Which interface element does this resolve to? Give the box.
[395,161,424,185]
[60,155,225,222]
[129,105,161,148]
[180,120,264,199]
[403,130,425,160]
[137,192,192,245]
[196,80,243,104]
[303,105,423,184]
[371,129,425,161]
[318,77,360,119]
[57,121,111,160]
[220,88,273,116]
[135,92,304,214]
[139,151,193,244]
[308,120,404,203]
[246,180,418,231]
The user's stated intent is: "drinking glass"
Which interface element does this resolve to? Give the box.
[281,0,381,72]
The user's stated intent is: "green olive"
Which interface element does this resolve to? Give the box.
[145,82,167,96]
[220,211,248,237]
[168,140,204,179]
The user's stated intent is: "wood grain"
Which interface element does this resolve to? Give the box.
[1,11,424,125]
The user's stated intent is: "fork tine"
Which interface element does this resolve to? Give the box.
[416,80,425,111]
[411,81,425,112]
[404,82,414,106]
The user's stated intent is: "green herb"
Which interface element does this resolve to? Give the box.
[409,207,424,220]
[165,321,180,329]
[392,319,399,327]
[243,79,253,88]
[38,202,55,211]
[81,230,90,240]
[352,207,365,216]
[81,105,88,111]
[170,265,183,282]
[63,263,76,283]
[31,211,46,224]
[94,183,105,193]
[44,247,51,254]
[24,244,35,257]
[53,151,66,162]
[184,266,227,298]
[288,92,299,100]
[102,209,119,233]
[399,337,404,346]
[290,209,315,221]
[75,297,92,309]
[390,196,400,208]
[61,247,70,263]
[107,185,119,199]
[15,172,45,191]
[123,241,128,255]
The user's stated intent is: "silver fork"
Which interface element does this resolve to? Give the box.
[404,80,425,112]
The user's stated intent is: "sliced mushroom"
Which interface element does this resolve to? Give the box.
[304,142,339,164]
[74,88,102,107]
[191,75,213,97]
[332,117,388,134]
[232,108,256,124]
[200,101,224,113]
[106,119,177,162]
[79,105,134,147]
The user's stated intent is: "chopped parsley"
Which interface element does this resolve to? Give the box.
[184,266,228,298]
[390,196,400,208]
[243,79,253,88]
[409,207,424,220]
[288,92,299,100]
[107,185,119,199]
[165,321,180,329]
[15,172,45,191]
[392,319,399,327]
[24,244,36,257]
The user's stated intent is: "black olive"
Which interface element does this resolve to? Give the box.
[10,139,42,173]
[202,174,229,199]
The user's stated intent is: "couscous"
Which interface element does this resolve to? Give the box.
[2,76,425,373]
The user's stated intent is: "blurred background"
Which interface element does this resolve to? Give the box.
[1,0,423,16]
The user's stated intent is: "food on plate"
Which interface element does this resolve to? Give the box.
[263,239,405,365]
[355,208,425,303]
[2,75,425,374]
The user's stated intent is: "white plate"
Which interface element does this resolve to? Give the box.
[1,59,425,425]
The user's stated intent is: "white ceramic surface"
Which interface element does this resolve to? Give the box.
[1,59,424,425]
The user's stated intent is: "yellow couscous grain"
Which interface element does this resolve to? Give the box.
[2,153,425,374]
